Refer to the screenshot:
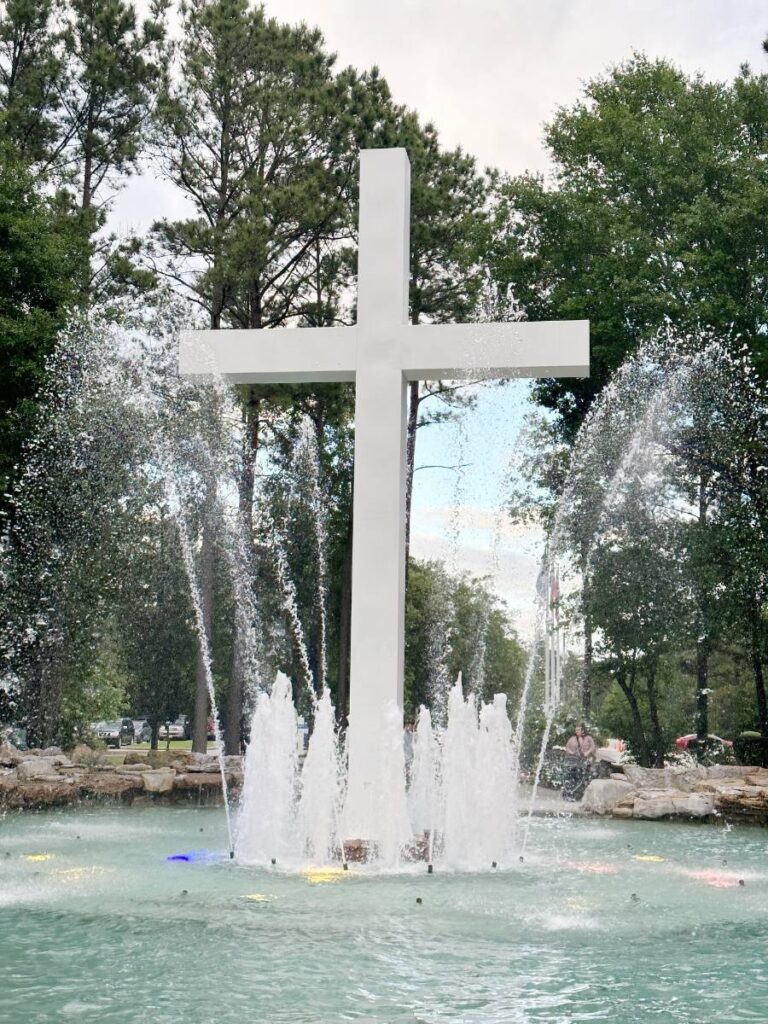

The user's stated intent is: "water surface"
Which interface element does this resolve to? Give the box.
[1,806,766,1023]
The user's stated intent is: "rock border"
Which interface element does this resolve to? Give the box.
[581,764,768,823]
[0,745,242,810]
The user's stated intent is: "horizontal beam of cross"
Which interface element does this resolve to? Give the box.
[178,319,589,384]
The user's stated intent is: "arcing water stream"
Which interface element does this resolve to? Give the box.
[2,315,759,871]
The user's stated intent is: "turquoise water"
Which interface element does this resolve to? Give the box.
[1,806,767,1023]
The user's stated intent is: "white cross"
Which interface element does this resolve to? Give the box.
[180,148,589,839]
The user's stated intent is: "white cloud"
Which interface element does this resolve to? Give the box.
[122,0,766,235]
[410,502,544,640]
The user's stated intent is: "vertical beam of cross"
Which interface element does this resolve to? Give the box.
[344,151,411,837]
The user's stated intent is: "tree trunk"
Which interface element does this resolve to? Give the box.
[645,664,665,768]
[581,546,593,719]
[615,666,652,767]
[752,621,768,738]
[225,396,259,754]
[404,380,420,572]
[336,518,353,726]
[81,101,95,212]
[695,633,709,741]
[192,498,215,754]
[404,303,421,576]
[583,620,593,719]
[311,409,327,695]
[694,467,710,742]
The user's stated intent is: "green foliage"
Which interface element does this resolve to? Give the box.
[150,0,355,330]
[0,0,62,161]
[57,623,129,747]
[544,340,768,764]
[404,559,527,721]
[0,150,86,494]
[0,0,167,490]
[117,510,197,739]
[489,55,768,440]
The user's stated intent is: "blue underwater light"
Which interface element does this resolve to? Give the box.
[165,849,223,863]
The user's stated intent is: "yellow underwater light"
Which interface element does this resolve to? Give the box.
[301,867,349,885]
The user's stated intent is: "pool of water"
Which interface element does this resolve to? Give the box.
[1,806,767,1023]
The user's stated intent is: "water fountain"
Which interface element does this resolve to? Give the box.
[7,138,768,1024]
[235,672,523,871]
[4,310,768,1024]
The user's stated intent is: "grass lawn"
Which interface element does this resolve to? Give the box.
[131,740,197,751]
[103,739,215,762]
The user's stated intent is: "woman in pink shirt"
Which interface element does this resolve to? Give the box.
[564,724,597,761]
[562,725,597,801]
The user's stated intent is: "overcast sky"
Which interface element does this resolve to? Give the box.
[121,1,767,639]
[118,0,767,232]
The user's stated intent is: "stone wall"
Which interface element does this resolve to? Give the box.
[0,745,242,810]
[581,763,768,824]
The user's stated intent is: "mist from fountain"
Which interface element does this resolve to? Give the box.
[18,321,752,874]
[237,673,299,865]
[236,672,523,871]
[293,420,330,692]
[297,686,344,865]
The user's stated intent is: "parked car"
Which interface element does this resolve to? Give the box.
[95,719,135,748]
[675,733,733,750]
[297,717,309,753]
[158,716,189,741]
[133,719,151,744]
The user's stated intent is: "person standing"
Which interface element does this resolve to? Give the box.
[562,724,596,801]
[565,724,596,761]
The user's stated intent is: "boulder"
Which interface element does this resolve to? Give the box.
[713,785,768,818]
[0,772,19,796]
[186,754,220,773]
[17,757,61,781]
[141,768,175,794]
[745,771,768,788]
[694,777,751,794]
[122,752,149,766]
[12,779,79,808]
[0,745,23,768]
[612,805,634,819]
[632,790,714,819]
[144,750,192,769]
[581,779,636,815]
[622,765,701,792]
[70,745,110,767]
[701,764,755,779]
[79,774,142,798]
[174,772,222,789]
[40,746,63,757]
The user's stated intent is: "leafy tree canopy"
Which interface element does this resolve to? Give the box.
[489,55,768,439]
